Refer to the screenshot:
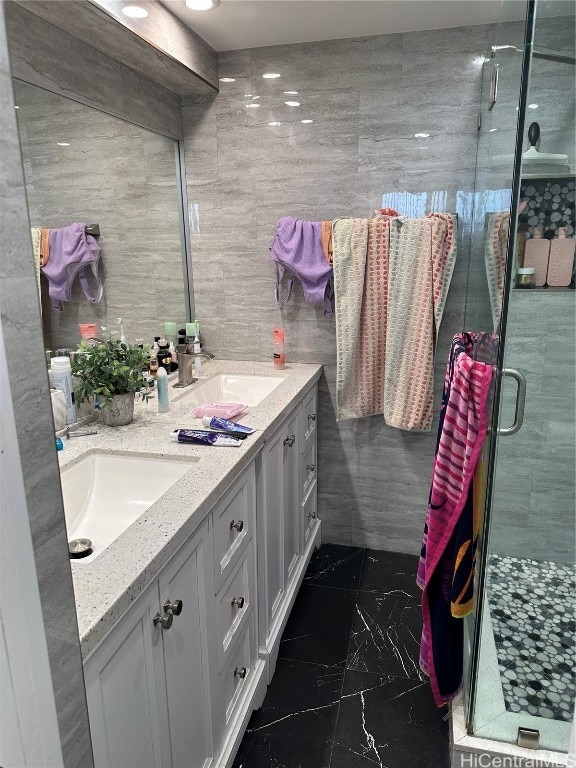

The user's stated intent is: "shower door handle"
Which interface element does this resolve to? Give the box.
[497,368,526,436]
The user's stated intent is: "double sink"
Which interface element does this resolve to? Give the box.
[61,373,285,562]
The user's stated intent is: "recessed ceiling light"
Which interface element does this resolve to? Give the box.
[122,5,148,18]
[263,73,281,79]
[57,142,70,147]
[301,119,313,124]
[244,94,252,97]
[186,0,219,9]
[285,101,300,107]
[268,122,282,126]
[219,77,236,83]
[251,95,260,100]
[246,103,260,108]
[14,105,19,109]
[284,91,298,95]
[528,103,539,109]
[489,128,498,132]
[414,133,430,138]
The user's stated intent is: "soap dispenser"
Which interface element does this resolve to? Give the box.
[547,228,575,287]
[524,227,550,287]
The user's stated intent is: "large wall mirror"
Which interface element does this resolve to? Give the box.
[14,80,190,353]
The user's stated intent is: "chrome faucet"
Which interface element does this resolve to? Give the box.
[173,352,213,389]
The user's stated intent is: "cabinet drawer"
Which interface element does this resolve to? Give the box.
[301,440,317,501]
[212,466,255,592]
[301,387,318,448]
[219,622,253,727]
[215,543,253,670]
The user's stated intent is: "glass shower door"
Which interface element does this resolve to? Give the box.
[468,0,575,753]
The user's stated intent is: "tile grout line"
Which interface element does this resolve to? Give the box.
[327,546,367,768]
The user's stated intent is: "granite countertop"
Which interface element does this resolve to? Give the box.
[60,359,322,658]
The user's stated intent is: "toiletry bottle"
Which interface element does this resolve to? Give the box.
[157,339,172,373]
[51,356,77,425]
[194,323,202,378]
[515,231,526,268]
[169,340,178,372]
[273,328,286,369]
[524,227,550,287]
[156,367,170,413]
[547,228,575,287]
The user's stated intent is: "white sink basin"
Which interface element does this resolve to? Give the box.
[61,453,196,562]
[180,374,285,409]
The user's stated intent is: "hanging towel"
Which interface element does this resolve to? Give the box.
[269,216,334,315]
[333,217,390,420]
[384,213,457,432]
[416,333,493,707]
[484,212,509,332]
[42,223,103,312]
[40,227,51,267]
[321,220,333,264]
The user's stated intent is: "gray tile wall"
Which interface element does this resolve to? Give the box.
[14,80,187,351]
[5,1,183,139]
[491,291,576,565]
[183,24,495,552]
[0,7,93,766]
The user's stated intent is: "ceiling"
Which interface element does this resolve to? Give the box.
[162,0,528,52]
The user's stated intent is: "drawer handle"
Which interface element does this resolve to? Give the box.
[283,435,295,447]
[307,464,315,472]
[308,413,316,422]
[164,599,183,616]
[234,666,247,679]
[308,510,317,519]
[230,519,244,532]
[231,596,245,609]
[153,612,173,630]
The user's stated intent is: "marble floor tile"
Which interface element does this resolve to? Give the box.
[231,658,344,768]
[303,544,364,590]
[359,549,421,599]
[347,592,424,681]
[330,670,449,768]
[278,585,357,667]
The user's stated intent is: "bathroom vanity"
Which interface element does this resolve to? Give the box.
[59,360,322,768]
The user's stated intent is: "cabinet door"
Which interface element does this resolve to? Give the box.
[85,586,167,768]
[158,521,214,768]
[282,411,300,586]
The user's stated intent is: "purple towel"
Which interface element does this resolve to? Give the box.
[42,223,103,312]
[269,216,333,315]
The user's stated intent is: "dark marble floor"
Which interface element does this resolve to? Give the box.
[232,544,450,768]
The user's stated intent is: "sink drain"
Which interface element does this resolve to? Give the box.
[68,538,93,559]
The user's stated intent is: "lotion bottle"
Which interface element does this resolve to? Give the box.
[157,367,170,413]
[524,227,550,287]
[547,228,575,287]
[51,356,77,424]
[273,328,286,369]
[194,322,202,378]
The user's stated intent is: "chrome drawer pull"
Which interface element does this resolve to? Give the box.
[153,612,173,630]
[306,464,315,472]
[163,599,183,616]
[308,413,316,422]
[234,666,247,679]
[231,596,245,609]
[230,519,244,532]
[283,435,295,447]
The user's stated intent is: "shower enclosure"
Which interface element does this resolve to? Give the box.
[463,0,575,756]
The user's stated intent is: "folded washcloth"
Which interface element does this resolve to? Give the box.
[193,402,248,419]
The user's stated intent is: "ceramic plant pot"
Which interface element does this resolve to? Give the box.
[100,392,135,426]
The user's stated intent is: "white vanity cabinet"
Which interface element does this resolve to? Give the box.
[83,379,320,768]
[84,518,214,768]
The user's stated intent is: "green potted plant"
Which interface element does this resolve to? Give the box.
[72,332,151,426]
